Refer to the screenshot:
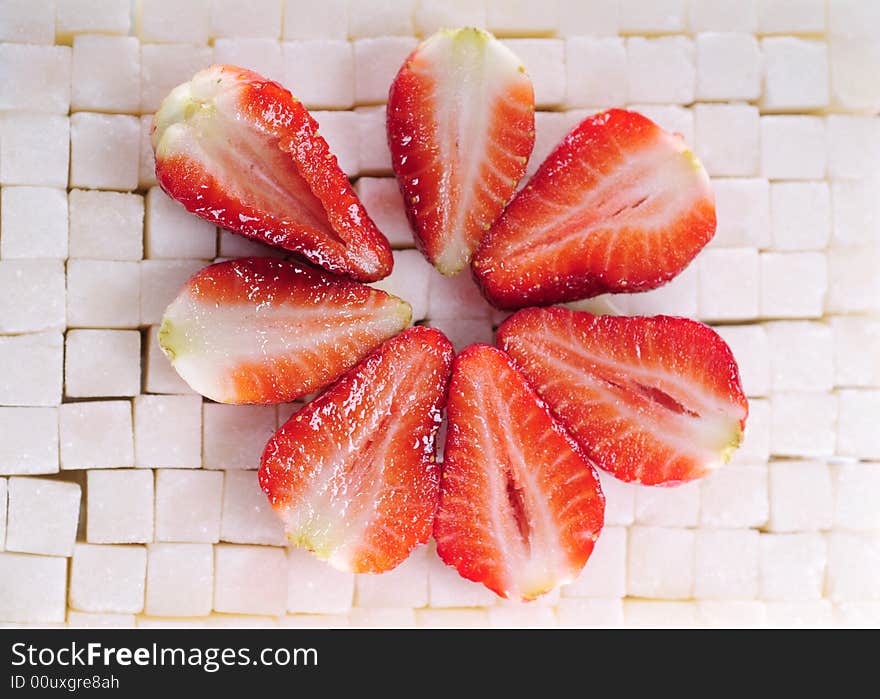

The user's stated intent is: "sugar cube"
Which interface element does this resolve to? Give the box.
[349,608,416,627]
[556,0,619,37]
[0,187,67,259]
[67,612,136,628]
[624,600,700,629]
[370,249,432,321]
[279,614,349,628]
[488,606,557,628]
[710,178,770,248]
[0,113,69,187]
[145,187,216,259]
[355,106,392,175]
[0,0,56,43]
[0,408,58,476]
[0,479,6,547]
[426,269,492,321]
[312,111,360,176]
[355,545,429,608]
[502,39,565,108]
[138,114,157,188]
[826,246,880,315]
[71,35,140,113]
[699,601,766,628]
[5,477,80,557]
[713,325,769,397]
[0,553,66,623]
[349,0,416,37]
[68,189,143,261]
[354,37,418,105]
[282,0,348,39]
[831,180,880,248]
[556,598,624,628]
[212,38,283,82]
[137,0,211,44]
[598,470,636,526]
[69,112,140,191]
[827,532,880,603]
[0,44,71,113]
[768,460,833,532]
[86,469,154,544]
[732,397,770,464]
[619,0,686,33]
[64,330,140,398]
[835,603,880,629]
[140,44,213,113]
[134,395,203,469]
[694,529,759,600]
[828,0,880,36]
[154,470,223,543]
[759,533,826,601]
[837,390,880,459]
[139,259,207,325]
[761,38,830,112]
[826,115,880,180]
[564,38,627,108]
[628,104,694,146]
[831,36,880,113]
[67,260,140,328]
[626,37,695,104]
[0,332,64,407]
[220,470,285,545]
[627,526,695,599]
[210,0,282,38]
[695,33,761,102]
[415,0,488,35]
[355,177,412,247]
[416,609,490,628]
[203,404,277,470]
[427,552,498,607]
[69,544,147,613]
[634,482,701,527]
[694,104,759,177]
[486,0,556,36]
[626,263,699,317]
[832,317,880,388]
[697,248,760,321]
[283,40,354,109]
[0,260,66,333]
[758,0,825,34]
[562,526,626,598]
[214,544,287,615]
[528,111,582,176]
[286,548,354,613]
[766,321,833,393]
[760,252,828,319]
[769,181,831,251]
[145,543,213,616]
[771,393,837,458]
[56,0,132,42]
[766,600,832,628]
[701,464,768,528]
[761,117,826,182]
[60,401,134,470]
[145,326,194,395]
[689,0,758,32]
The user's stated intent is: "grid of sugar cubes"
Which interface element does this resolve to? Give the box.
[0,0,877,630]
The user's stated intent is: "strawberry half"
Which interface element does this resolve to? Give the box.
[159,257,411,404]
[434,344,605,601]
[152,64,393,282]
[473,109,716,309]
[497,308,748,486]
[260,327,454,573]
[387,28,535,276]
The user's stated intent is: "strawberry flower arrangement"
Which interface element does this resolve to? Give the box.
[152,28,747,603]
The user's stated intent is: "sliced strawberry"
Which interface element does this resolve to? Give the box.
[152,64,393,282]
[159,257,411,404]
[473,109,716,309]
[387,28,535,276]
[434,344,604,602]
[259,327,454,573]
[497,308,748,486]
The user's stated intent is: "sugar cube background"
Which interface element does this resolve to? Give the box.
[0,260,66,333]
[145,543,214,617]
[0,113,70,187]
[65,330,141,397]
[221,470,286,545]
[5,477,81,557]
[55,0,132,42]
[0,44,71,114]
[87,469,154,544]
[214,544,287,616]
[0,0,56,44]
[0,553,67,624]
[154,469,224,543]
[69,544,147,613]
[71,35,140,113]
[140,44,213,113]
[134,395,202,468]
[68,190,144,260]
[0,332,64,407]
[69,112,140,191]
[60,401,134,470]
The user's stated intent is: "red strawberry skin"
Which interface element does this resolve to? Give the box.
[473,109,716,309]
[387,28,535,276]
[260,327,454,574]
[434,344,604,601]
[160,257,411,405]
[152,64,393,282]
[497,308,748,486]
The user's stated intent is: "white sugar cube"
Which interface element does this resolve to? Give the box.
[280,613,349,628]
[832,317,880,388]
[758,0,825,34]
[65,330,140,398]
[694,529,759,600]
[283,40,354,109]
[0,408,58,476]
[831,180,880,248]
[427,553,498,608]
[835,603,880,629]
[697,248,760,321]
[203,404,277,470]
[417,609,490,628]
[624,600,699,629]
[426,319,493,354]
[768,460,833,532]
[0,113,69,187]
[0,0,56,43]
[140,259,206,326]
[488,606,556,628]
[415,0,488,35]
[626,263,699,318]
[0,44,71,113]
[282,0,349,40]
[71,35,140,113]
[564,38,627,108]
[67,612,136,628]
[210,0,282,38]
[634,482,701,527]
[699,601,766,628]
[60,401,134,470]
[56,0,132,42]
[312,111,360,176]
[145,543,213,616]
[154,469,223,543]
[626,37,695,105]
[67,260,140,328]
[761,38,829,112]
[695,33,761,101]
[286,548,354,613]
[766,321,833,393]
[370,249,432,321]
[502,39,565,108]
[69,544,147,613]
[354,37,417,105]
[212,38,283,82]
[528,111,583,176]
[556,599,624,628]
[562,526,626,598]
[700,464,768,528]
[0,260,66,333]
[627,526,695,600]
[760,252,828,319]
[0,186,68,259]
[87,469,154,544]
[759,533,826,601]
[598,470,636,526]
[713,325,769,397]
[694,103,759,177]
[140,44,213,113]
[826,115,880,180]
[134,395,203,469]
[426,268,492,321]
[137,0,211,44]
[629,104,694,146]
[557,0,619,36]
[68,189,143,261]
[349,0,416,37]
[145,187,217,259]
[732,397,770,464]
[0,553,66,624]
[710,178,770,248]
[203,615,279,627]
[355,177,412,247]
[5,477,80,556]
[355,106,392,175]
[830,36,880,113]
[766,600,832,628]
[69,112,140,191]
[355,545,429,608]
[829,0,880,36]
[349,608,416,627]
[761,117,826,181]
[827,533,880,602]
[0,332,64,407]
[837,390,880,459]
[221,470,285,545]
[214,544,287,615]
[486,0,556,36]
[689,0,757,31]
[826,247,880,315]
[0,479,7,548]
[771,393,837,458]
[139,114,157,188]
[619,0,686,33]
[769,181,831,252]
[146,326,195,395]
